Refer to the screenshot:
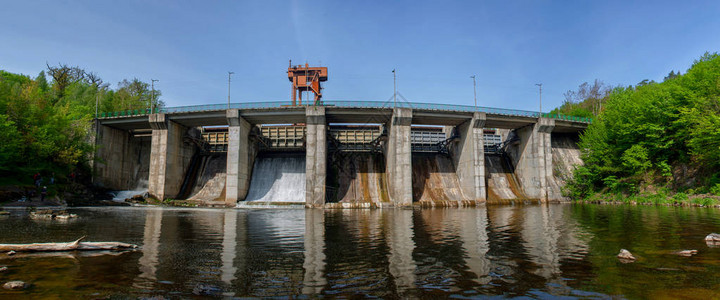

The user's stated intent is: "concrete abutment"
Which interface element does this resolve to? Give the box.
[94,124,150,190]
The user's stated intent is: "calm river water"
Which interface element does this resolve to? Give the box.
[1,204,720,298]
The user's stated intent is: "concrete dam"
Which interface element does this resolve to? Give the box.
[93,101,588,207]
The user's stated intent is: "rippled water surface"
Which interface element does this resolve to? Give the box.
[1,204,720,298]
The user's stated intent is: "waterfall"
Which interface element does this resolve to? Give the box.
[243,153,306,203]
[112,179,149,201]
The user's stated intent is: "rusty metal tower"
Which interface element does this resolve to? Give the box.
[287,60,328,106]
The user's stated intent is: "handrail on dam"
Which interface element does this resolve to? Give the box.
[98,100,593,123]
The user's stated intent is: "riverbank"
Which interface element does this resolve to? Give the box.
[576,191,720,208]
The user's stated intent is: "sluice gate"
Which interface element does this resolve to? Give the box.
[328,125,384,152]
[258,125,306,151]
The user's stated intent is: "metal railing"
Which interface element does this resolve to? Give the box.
[98,100,593,123]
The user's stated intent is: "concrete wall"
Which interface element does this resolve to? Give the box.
[508,118,554,201]
[94,125,150,190]
[148,113,196,200]
[451,112,487,202]
[305,106,327,207]
[225,109,253,206]
[385,108,413,206]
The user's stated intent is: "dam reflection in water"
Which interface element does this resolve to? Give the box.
[125,205,591,297]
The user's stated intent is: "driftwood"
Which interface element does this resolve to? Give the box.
[0,236,137,252]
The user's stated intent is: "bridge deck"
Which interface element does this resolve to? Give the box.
[98,101,591,132]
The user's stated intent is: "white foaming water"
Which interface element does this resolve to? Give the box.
[242,155,306,204]
[112,180,148,202]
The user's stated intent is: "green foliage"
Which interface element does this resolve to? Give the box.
[0,65,162,183]
[565,53,720,199]
[710,184,720,196]
[621,145,651,174]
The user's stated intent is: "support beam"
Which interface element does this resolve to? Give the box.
[511,118,554,201]
[386,108,413,206]
[225,109,252,205]
[452,112,487,202]
[305,106,327,207]
[148,114,195,200]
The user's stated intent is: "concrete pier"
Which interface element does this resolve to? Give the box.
[452,112,487,202]
[305,106,327,207]
[386,108,413,206]
[148,113,196,200]
[225,109,253,206]
[511,118,554,201]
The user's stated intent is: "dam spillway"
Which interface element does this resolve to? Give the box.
[244,153,306,204]
[485,154,527,202]
[327,152,389,205]
[412,153,469,204]
[94,102,589,207]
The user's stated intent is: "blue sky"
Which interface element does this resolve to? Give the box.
[1,1,719,111]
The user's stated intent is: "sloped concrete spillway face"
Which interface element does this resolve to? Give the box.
[244,153,306,204]
[411,153,469,205]
[547,133,583,200]
[186,155,227,202]
[485,154,528,203]
[327,152,390,205]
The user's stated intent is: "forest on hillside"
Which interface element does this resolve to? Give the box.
[0,64,162,184]
[554,53,720,202]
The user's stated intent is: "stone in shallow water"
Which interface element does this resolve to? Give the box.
[0,266,7,272]
[674,249,698,257]
[705,233,720,241]
[3,280,28,290]
[617,249,636,262]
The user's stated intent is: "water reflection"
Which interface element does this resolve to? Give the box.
[4,204,720,298]
[385,208,417,295]
[134,208,162,289]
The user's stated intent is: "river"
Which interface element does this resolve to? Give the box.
[1,204,719,298]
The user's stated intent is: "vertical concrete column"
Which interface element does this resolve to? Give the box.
[513,118,554,201]
[305,106,327,207]
[148,114,194,200]
[225,109,252,205]
[453,112,487,202]
[386,108,413,206]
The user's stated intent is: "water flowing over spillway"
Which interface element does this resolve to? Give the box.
[485,154,527,202]
[243,153,306,203]
[327,153,389,204]
[112,180,148,201]
[411,153,468,203]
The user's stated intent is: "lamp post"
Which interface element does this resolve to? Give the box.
[471,75,477,112]
[151,79,158,112]
[392,69,397,108]
[228,71,234,110]
[535,83,543,118]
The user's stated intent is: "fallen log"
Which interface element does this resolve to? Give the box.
[0,236,137,252]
